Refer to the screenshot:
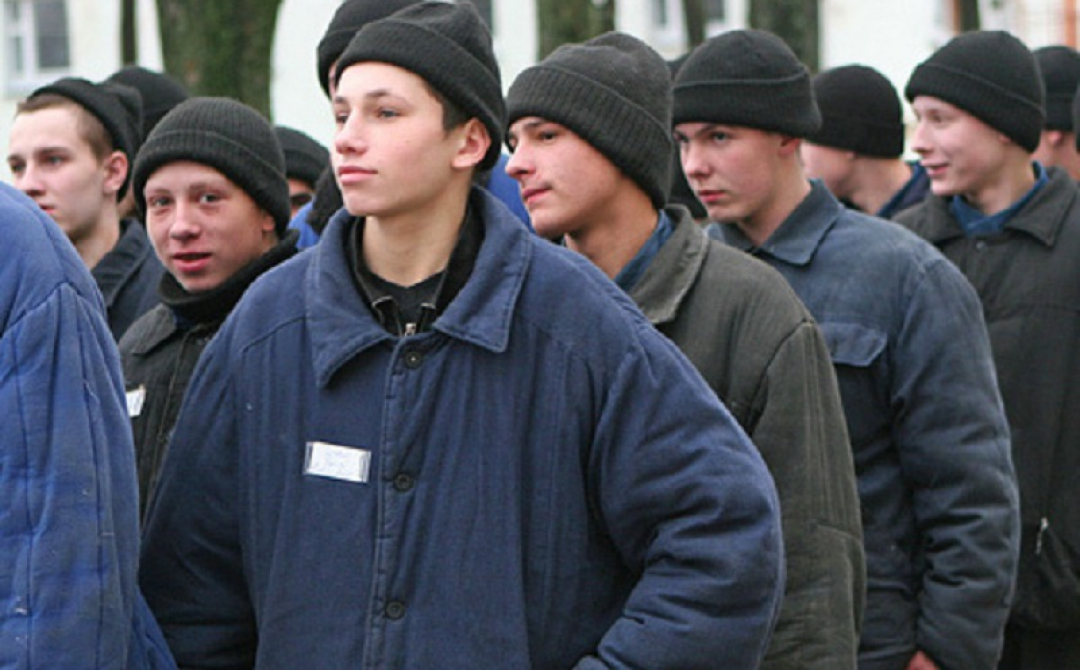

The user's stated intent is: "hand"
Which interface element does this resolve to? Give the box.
[905,650,941,670]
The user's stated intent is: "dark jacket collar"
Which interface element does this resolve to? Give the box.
[914,167,1077,248]
[630,205,708,326]
[715,180,841,267]
[307,188,532,388]
[91,218,154,307]
[159,229,300,328]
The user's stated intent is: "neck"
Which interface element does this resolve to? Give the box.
[962,154,1036,216]
[75,210,122,270]
[736,165,811,247]
[849,158,912,215]
[564,187,658,280]
[362,181,471,286]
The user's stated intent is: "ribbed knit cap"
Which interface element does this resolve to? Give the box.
[106,65,189,138]
[31,76,143,199]
[507,32,672,209]
[807,65,904,158]
[1034,46,1080,131]
[316,0,420,97]
[275,126,330,188]
[905,30,1044,152]
[133,97,290,236]
[673,29,821,137]
[334,1,504,171]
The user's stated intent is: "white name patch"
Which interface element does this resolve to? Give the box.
[304,441,371,484]
[126,386,146,418]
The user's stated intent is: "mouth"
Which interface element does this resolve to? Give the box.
[921,163,947,179]
[694,189,727,205]
[519,186,549,206]
[172,251,212,274]
[337,165,376,185]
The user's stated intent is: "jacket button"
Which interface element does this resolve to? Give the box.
[975,240,987,252]
[403,349,423,369]
[393,473,415,492]
[385,601,406,620]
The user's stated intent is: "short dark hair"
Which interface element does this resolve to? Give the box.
[421,79,470,133]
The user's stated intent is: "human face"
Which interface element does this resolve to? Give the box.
[675,122,787,226]
[910,96,1009,200]
[800,142,855,200]
[7,106,117,242]
[505,117,628,240]
[287,177,314,217]
[144,161,276,293]
[331,62,473,222]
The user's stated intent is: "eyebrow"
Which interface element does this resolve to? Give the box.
[332,88,398,106]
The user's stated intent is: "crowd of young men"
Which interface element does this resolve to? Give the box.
[4,1,1079,668]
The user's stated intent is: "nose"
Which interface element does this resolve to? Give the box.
[504,144,532,182]
[334,114,367,158]
[680,140,708,180]
[168,201,200,240]
[910,119,930,156]
[14,163,44,196]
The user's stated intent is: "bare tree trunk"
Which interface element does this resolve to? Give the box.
[683,0,706,50]
[748,0,820,72]
[956,0,981,31]
[537,0,616,59]
[121,0,136,65]
[155,0,283,118]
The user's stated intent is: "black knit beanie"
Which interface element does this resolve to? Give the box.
[31,77,143,199]
[905,31,1044,153]
[275,126,330,188]
[316,0,421,98]
[106,65,189,139]
[1034,46,1080,131]
[132,97,290,236]
[673,29,821,137]
[334,1,505,171]
[807,65,904,158]
[506,32,672,209]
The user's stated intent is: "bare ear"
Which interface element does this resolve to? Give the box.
[777,134,803,158]
[102,150,129,196]
[451,118,492,170]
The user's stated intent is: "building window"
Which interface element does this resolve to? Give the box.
[5,0,70,93]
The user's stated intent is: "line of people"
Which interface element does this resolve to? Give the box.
[2,1,1077,668]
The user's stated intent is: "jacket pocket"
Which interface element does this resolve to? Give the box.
[1012,518,1080,630]
[820,322,887,368]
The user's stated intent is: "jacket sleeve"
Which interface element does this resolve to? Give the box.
[752,320,865,670]
[893,258,1019,669]
[0,283,142,669]
[139,333,257,669]
[581,322,785,669]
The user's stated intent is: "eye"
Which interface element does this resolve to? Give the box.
[146,195,172,209]
[710,130,729,143]
[198,192,222,205]
[375,106,400,120]
[8,161,25,176]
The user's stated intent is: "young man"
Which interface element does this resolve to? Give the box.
[7,77,164,340]
[120,98,299,521]
[505,32,863,670]
[896,30,1080,670]
[288,0,528,250]
[1032,46,1080,181]
[0,182,173,669]
[139,4,783,669]
[275,125,330,217]
[674,29,1019,670]
[801,65,930,218]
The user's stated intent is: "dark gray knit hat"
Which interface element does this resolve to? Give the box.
[506,32,672,209]
[807,65,905,158]
[1034,46,1080,131]
[334,1,504,170]
[133,97,290,235]
[905,30,1044,153]
[316,0,421,97]
[672,29,821,137]
[31,76,143,199]
[106,65,189,138]
[275,125,330,188]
